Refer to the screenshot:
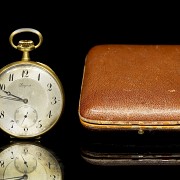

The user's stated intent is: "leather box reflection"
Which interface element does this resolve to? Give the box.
[80,130,180,166]
[81,143,180,166]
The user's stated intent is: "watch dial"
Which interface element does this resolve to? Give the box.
[0,143,63,179]
[0,62,64,138]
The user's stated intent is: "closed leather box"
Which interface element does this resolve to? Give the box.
[78,45,180,132]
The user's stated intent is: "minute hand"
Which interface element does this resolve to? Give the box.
[1,90,28,104]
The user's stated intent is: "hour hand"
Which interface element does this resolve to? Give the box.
[1,90,21,99]
[0,174,28,180]
[1,90,11,96]
[0,95,22,101]
[0,90,28,104]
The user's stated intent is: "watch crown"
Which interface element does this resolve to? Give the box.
[17,40,35,61]
[17,40,35,51]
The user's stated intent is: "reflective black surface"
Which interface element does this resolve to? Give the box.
[1,4,180,179]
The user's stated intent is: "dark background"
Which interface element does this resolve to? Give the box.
[1,2,180,179]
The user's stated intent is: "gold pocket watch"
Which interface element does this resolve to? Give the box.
[0,142,63,179]
[0,28,65,138]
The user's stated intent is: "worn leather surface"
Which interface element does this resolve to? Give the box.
[78,45,180,128]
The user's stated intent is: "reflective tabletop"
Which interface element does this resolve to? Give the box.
[1,123,180,180]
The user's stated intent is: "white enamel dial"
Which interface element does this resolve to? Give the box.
[0,61,64,138]
[0,142,63,180]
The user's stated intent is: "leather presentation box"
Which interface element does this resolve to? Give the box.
[78,45,180,133]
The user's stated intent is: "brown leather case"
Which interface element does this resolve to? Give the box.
[78,45,180,132]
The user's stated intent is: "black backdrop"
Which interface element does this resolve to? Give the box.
[1,2,180,179]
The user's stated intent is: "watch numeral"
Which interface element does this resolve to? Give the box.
[24,148,28,154]
[51,97,57,105]
[47,83,52,91]
[36,152,42,160]
[9,73,14,81]
[10,120,14,128]
[47,162,52,169]
[36,120,42,128]
[38,73,41,81]
[24,127,28,132]
[10,151,14,159]
[0,84,5,90]
[22,70,29,78]
[0,160,4,168]
[47,110,52,118]
[0,111,5,119]
[50,175,56,180]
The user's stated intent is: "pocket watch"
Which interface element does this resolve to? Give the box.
[0,142,63,179]
[0,28,65,138]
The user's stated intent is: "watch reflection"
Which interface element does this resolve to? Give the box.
[0,141,63,180]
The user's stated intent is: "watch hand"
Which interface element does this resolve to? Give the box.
[0,95,27,103]
[21,155,28,168]
[0,90,28,104]
[21,174,28,180]
[19,174,28,180]
[21,112,28,125]
[0,175,26,180]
